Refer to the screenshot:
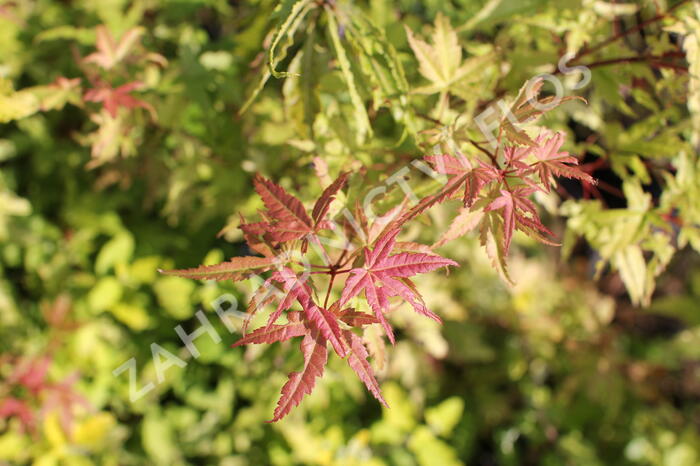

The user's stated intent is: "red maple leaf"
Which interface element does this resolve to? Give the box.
[484,186,554,253]
[503,144,533,172]
[252,173,349,245]
[83,80,155,119]
[530,131,595,192]
[340,228,457,344]
[425,154,501,206]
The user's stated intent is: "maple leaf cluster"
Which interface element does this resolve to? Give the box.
[163,79,595,422]
[425,129,594,259]
[81,26,164,120]
[413,78,597,282]
[163,172,458,421]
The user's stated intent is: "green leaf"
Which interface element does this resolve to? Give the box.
[154,276,196,319]
[613,245,647,306]
[268,0,314,79]
[425,397,464,437]
[0,79,39,123]
[480,212,513,284]
[142,409,180,464]
[239,0,315,114]
[96,231,134,275]
[408,426,462,466]
[88,277,124,313]
[405,13,489,98]
[326,8,372,144]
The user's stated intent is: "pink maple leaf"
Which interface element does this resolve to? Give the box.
[531,131,595,192]
[84,80,155,119]
[425,154,501,206]
[340,228,457,344]
[252,173,349,244]
[485,186,554,253]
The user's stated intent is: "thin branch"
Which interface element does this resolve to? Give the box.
[468,138,499,165]
[572,0,690,61]
[581,54,686,71]
[323,272,336,308]
[416,112,444,126]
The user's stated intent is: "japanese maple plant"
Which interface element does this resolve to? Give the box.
[161,79,594,422]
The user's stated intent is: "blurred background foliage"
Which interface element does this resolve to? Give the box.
[1,0,700,464]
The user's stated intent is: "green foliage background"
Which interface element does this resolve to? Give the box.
[1,0,699,464]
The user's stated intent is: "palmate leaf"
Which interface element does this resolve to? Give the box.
[83,26,144,70]
[424,154,500,207]
[269,330,327,422]
[83,81,156,120]
[159,256,276,281]
[484,186,554,254]
[254,174,312,227]
[251,173,350,244]
[405,13,490,99]
[530,131,595,191]
[404,14,461,91]
[81,109,136,167]
[83,25,166,70]
[340,228,457,343]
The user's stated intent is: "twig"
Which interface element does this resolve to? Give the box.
[572,0,690,61]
